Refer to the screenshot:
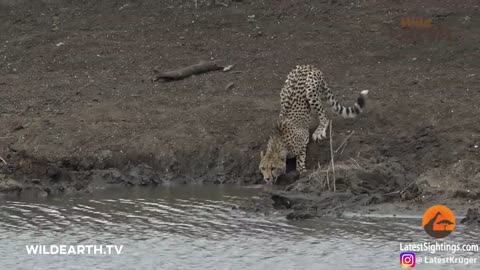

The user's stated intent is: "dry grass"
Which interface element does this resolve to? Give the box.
[286,123,363,193]
[0,156,7,165]
[328,120,336,191]
[325,121,359,192]
[334,130,355,157]
[286,161,362,193]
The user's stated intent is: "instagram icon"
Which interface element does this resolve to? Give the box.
[400,252,416,268]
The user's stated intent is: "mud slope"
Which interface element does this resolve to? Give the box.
[0,0,479,198]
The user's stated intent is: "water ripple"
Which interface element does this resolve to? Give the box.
[0,186,479,270]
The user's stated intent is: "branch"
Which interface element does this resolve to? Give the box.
[333,130,355,158]
[153,61,225,82]
[329,120,336,192]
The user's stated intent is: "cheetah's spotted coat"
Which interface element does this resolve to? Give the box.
[259,65,369,184]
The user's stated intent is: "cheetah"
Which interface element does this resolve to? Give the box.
[259,65,369,184]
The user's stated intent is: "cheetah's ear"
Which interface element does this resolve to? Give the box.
[260,151,264,159]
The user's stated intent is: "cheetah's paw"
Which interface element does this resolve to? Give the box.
[312,127,327,142]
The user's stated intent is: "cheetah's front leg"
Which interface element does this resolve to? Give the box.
[296,145,307,176]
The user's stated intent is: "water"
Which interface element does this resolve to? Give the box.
[0,185,478,270]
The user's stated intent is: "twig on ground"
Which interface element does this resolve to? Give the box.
[334,130,355,158]
[349,157,361,167]
[0,136,13,139]
[400,179,417,194]
[152,61,226,82]
[339,141,349,155]
[216,1,228,7]
[223,64,235,72]
[329,120,336,192]
[0,156,7,165]
[325,167,330,191]
[13,123,30,131]
[225,82,235,91]
[180,174,197,183]
[384,179,418,196]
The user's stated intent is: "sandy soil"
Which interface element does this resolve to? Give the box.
[0,0,479,215]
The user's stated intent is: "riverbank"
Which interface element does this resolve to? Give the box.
[240,158,480,222]
[1,0,479,216]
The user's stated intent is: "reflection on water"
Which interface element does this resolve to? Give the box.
[0,185,479,269]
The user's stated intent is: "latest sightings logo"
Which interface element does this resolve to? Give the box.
[422,205,456,238]
[400,252,416,268]
[398,205,478,267]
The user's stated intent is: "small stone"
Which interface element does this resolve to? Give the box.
[0,176,22,193]
[21,187,48,198]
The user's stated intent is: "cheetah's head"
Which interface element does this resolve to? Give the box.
[259,149,286,184]
[259,121,287,184]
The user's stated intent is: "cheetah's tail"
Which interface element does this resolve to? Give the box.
[327,90,369,119]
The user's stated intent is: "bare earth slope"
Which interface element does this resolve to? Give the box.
[0,0,479,213]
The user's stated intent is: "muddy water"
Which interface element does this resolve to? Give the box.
[0,186,478,270]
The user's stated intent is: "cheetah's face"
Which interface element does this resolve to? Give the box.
[259,151,286,184]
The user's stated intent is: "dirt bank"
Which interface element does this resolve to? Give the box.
[242,158,480,221]
[0,0,479,210]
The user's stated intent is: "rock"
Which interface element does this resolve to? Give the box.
[0,175,22,193]
[276,170,299,186]
[126,164,160,185]
[20,186,48,198]
[95,150,114,168]
[93,169,129,184]
[286,211,313,220]
[78,158,94,170]
[46,166,61,179]
[460,208,480,225]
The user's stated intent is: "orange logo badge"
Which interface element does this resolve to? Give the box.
[422,205,456,238]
